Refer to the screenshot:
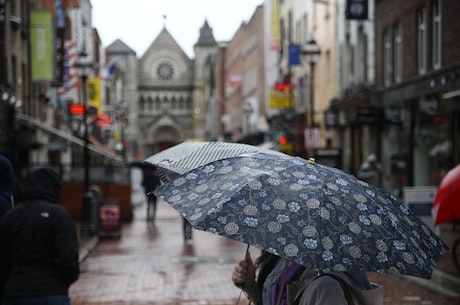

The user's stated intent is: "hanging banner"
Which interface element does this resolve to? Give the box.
[270,0,281,50]
[87,77,102,113]
[53,0,66,85]
[58,40,78,102]
[30,11,53,81]
[288,44,301,65]
[53,28,65,86]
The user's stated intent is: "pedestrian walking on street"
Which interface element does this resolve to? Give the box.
[357,153,382,187]
[0,167,80,305]
[142,168,161,223]
[0,155,16,220]
[232,250,382,305]
[183,217,193,241]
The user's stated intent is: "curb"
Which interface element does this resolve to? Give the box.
[78,235,100,263]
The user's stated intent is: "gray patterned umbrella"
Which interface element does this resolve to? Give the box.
[155,152,448,279]
[144,141,284,181]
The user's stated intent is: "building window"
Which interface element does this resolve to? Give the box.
[432,0,442,69]
[394,23,403,83]
[11,56,17,88]
[383,29,392,86]
[417,7,427,74]
[348,43,354,81]
[303,14,308,45]
[139,97,145,111]
[358,26,368,83]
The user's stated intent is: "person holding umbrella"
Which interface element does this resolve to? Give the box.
[232,250,382,305]
[149,143,447,303]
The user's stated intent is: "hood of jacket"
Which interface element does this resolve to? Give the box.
[0,155,15,198]
[20,167,62,203]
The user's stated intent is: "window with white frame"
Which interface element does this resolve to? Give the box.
[432,0,442,69]
[417,7,427,74]
[383,29,392,86]
[394,23,403,83]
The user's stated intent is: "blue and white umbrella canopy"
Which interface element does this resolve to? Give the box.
[144,141,285,181]
[155,152,448,279]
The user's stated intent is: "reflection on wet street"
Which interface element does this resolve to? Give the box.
[70,199,251,305]
[70,199,460,305]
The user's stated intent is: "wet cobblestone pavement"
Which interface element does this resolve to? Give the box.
[70,200,460,305]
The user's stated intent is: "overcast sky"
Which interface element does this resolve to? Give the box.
[91,0,263,58]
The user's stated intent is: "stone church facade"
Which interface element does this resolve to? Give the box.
[104,21,217,160]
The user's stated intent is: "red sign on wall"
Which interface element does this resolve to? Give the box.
[70,104,86,115]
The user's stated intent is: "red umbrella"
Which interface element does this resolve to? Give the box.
[431,164,460,225]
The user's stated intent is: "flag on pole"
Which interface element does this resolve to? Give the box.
[100,62,117,79]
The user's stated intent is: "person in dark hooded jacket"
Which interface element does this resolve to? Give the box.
[0,155,16,220]
[0,167,80,305]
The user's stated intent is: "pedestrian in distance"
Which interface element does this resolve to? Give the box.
[357,153,382,188]
[232,250,382,305]
[0,166,80,305]
[0,155,16,220]
[183,217,193,242]
[142,168,161,223]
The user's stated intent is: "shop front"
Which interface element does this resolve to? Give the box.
[377,66,460,197]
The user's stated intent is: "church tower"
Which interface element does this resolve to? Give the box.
[192,20,218,140]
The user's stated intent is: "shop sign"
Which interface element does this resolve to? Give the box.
[288,44,301,65]
[324,110,337,127]
[304,128,320,150]
[345,0,368,20]
[356,107,377,124]
[269,90,291,109]
[313,148,342,168]
[384,105,401,124]
[418,95,438,115]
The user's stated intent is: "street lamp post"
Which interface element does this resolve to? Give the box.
[76,49,93,237]
[302,39,321,128]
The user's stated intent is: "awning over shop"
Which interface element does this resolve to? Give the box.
[16,113,122,163]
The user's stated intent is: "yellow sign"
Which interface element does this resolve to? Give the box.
[87,77,102,112]
[269,91,291,109]
[279,143,294,153]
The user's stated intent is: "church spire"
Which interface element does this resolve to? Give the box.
[196,19,217,47]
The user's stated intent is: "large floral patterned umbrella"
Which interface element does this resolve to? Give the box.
[155,152,448,279]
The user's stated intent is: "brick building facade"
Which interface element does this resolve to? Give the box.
[375,0,460,194]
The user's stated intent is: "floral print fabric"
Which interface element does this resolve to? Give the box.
[156,152,448,278]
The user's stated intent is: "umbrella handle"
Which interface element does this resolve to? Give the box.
[244,243,250,259]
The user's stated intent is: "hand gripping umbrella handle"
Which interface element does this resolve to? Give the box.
[238,244,251,289]
[235,244,253,305]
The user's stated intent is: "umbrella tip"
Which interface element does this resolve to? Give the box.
[308,158,316,164]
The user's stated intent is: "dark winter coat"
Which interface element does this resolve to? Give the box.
[0,167,80,298]
[0,155,15,220]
